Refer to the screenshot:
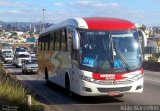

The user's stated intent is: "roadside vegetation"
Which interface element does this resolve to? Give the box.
[0,60,45,111]
[148,53,160,62]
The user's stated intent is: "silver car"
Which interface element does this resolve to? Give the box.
[2,53,14,63]
[22,59,38,74]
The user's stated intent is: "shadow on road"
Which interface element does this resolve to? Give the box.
[20,79,124,106]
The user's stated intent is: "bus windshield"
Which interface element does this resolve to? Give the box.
[79,29,142,73]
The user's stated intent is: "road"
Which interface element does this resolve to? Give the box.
[2,63,160,111]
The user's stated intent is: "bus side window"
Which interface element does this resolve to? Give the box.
[68,28,73,53]
[49,32,54,51]
[53,32,56,50]
[38,37,42,51]
[47,34,50,51]
[55,31,60,51]
[45,34,50,51]
[42,36,45,51]
[60,28,67,51]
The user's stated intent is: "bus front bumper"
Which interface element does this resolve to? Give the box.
[77,77,143,96]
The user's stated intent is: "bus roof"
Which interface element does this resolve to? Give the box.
[83,17,135,30]
[40,17,135,35]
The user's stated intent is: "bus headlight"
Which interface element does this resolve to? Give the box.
[80,75,95,82]
[132,74,143,81]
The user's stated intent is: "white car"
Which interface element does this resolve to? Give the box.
[22,59,38,74]
[30,52,37,59]
[12,52,31,68]
[15,47,28,53]
[2,50,13,58]
[2,53,14,63]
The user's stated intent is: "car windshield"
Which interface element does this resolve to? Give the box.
[18,54,30,58]
[16,47,27,52]
[5,53,13,57]
[17,49,26,52]
[79,29,142,73]
[3,51,12,53]
[26,60,38,64]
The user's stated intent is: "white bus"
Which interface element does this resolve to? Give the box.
[38,17,146,97]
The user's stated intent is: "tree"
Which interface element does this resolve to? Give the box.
[140,24,146,32]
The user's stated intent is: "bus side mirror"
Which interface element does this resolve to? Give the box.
[73,29,80,49]
[138,29,147,47]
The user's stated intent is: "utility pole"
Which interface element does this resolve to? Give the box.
[42,8,46,31]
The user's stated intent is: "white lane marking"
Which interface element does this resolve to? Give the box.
[145,78,160,83]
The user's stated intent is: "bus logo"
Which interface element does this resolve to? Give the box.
[100,74,115,80]
[113,80,118,85]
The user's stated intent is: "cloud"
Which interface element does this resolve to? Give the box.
[69,1,119,8]
[9,10,22,14]
[0,0,31,8]
[53,2,64,6]
[52,1,119,9]
[0,8,41,22]
[0,0,160,26]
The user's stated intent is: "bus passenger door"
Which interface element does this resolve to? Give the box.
[71,49,80,91]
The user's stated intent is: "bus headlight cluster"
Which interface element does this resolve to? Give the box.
[132,74,143,81]
[80,75,95,82]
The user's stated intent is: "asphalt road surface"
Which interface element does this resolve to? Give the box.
[2,63,160,111]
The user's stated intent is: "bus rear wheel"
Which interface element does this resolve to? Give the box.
[45,68,50,87]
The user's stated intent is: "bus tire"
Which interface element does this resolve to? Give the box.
[65,75,73,97]
[45,67,50,87]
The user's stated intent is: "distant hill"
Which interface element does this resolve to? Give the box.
[0,21,53,32]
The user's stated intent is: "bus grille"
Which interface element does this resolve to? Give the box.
[97,86,132,93]
[94,79,134,85]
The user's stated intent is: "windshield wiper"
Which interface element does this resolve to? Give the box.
[109,32,114,68]
[96,32,114,73]
[113,42,131,72]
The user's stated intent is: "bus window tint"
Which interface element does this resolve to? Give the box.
[45,34,50,51]
[38,37,42,51]
[55,31,60,50]
[68,28,73,52]
[49,32,54,51]
[61,29,67,51]
[41,36,45,51]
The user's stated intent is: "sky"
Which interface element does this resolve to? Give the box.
[0,0,160,26]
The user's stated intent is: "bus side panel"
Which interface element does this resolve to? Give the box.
[48,51,72,87]
[70,62,83,94]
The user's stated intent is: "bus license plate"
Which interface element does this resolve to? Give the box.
[108,91,120,96]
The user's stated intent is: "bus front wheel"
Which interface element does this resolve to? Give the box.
[65,75,73,97]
